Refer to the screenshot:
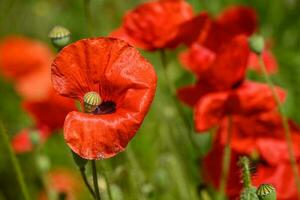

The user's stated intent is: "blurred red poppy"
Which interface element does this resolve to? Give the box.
[11,127,50,153]
[110,0,194,51]
[187,6,257,52]
[0,36,53,101]
[51,37,157,159]
[23,90,76,132]
[38,169,81,200]
[218,112,300,165]
[177,35,249,107]
[194,81,285,132]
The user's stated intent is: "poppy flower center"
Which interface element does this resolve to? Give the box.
[93,101,116,115]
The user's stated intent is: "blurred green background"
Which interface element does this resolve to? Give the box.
[0,0,300,199]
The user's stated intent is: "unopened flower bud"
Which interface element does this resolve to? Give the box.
[29,130,41,146]
[249,35,264,55]
[83,91,102,113]
[49,26,70,48]
[36,155,51,172]
[257,184,276,200]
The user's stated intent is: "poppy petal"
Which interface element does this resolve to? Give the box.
[179,44,215,76]
[204,35,249,91]
[52,37,157,159]
[112,0,194,50]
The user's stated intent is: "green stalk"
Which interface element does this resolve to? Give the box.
[83,0,94,36]
[259,55,300,198]
[91,160,101,200]
[218,116,233,199]
[80,167,96,198]
[0,122,30,200]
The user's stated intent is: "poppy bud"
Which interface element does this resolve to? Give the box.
[83,91,102,113]
[29,130,41,146]
[256,184,276,200]
[49,26,70,48]
[36,155,51,172]
[249,35,264,55]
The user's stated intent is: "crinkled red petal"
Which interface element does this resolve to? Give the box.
[52,37,157,159]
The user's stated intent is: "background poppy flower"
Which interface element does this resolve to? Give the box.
[177,35,249,107]
[11,127,50,153]
[23,90,76,132]
[51,37,157,160]
[110,0,194,51]
[194,81,285,132]
[0,36,54,101]
[38,169,81,200]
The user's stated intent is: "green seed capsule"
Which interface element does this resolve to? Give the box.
[49,26,70,48]
[248,35,264,55]
[83,91,102,113]
[256,184,276,200]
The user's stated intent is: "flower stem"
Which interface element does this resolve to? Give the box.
[91,160,101,200]
[80,167,96,198]
[83,0,94,36]
[159,50,199,150]
[218,116,233,199]
[259,55,300,198]
[0,122,30,200]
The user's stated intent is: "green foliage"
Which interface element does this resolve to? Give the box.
[0,0,299,199]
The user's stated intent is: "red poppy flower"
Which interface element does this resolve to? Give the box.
[253,163,300,200]
[23,90,76,132]
[218,112,300,165]
[194,81,285,132]
[180,5,257,52]
[38,169,81,200]
[0,36,54,101]
[177,35,249,107]
[110,0,194,51]
[11,127,50,153]
[51,37,157,159]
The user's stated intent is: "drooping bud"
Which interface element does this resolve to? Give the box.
[83,91,102,113]
[49,26,70,49]
[249,35,264,55]
[256,184,276,200]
